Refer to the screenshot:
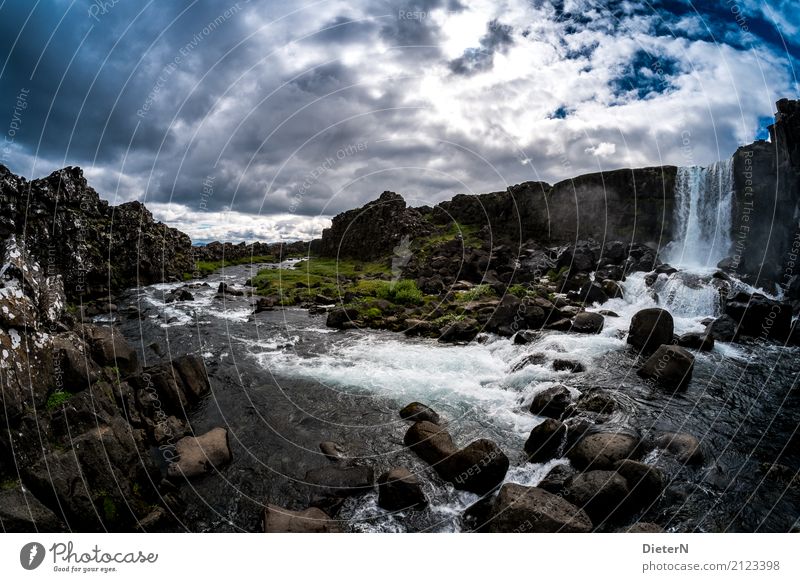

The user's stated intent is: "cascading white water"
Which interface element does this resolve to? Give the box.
[666,159,734,269]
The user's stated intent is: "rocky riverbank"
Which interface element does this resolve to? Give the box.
[1,99,799,533]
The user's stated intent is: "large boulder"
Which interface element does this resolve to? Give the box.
[403,421,457,465]
[262,505,341,533]
[563,470,630,524]
[167,427,232,479]
[377,468,427,511]
[485,294,523,333]
[0,485,64,532]
[637,344,694,391]
[485,484,592,533]
[524,418,566,463]
[438,318,480,343]
[655,432,704,465]
[568,432,639,470]
[677,332,714,352]
[326,307,359,329]
[304,465,375,498]
[399,402,440,424]
[439,439,509,495]
[529,384,571,418]
[627,308,674,353]
[84,325,139,376]
[614,459,665,509]
[571,311,604,334]
[706,314,739,342]
[725,293,792,341]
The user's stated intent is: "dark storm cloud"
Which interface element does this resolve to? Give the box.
[449,19,514,75]
[1,0,798,242]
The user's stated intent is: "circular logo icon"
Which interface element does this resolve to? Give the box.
[20,542,46,570]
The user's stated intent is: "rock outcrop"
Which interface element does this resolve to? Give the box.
[0,165,193,300]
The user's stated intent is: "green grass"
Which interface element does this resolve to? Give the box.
[46,390,74,411]
[421,222,481,249]
[361,307,383,320]
[184,254,279,279]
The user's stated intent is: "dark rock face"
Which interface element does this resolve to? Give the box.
[0,165,193,300]
[262,505,341,533]
[655,432,704,465]
[319,191,430,260]
[614,460,665,509]
[399,402,440,424]
[627,308,674,353]
[563,470,630,524]
[637,344,694,391]
[524,418,566,462]
[485,484,593,533]
[568,432,639,470]
[377,468,428,511]
[707,314,739,342]
[724,293,792,341]
[440,439,509,495]
[326,307,359,329]
[731,99,800,291]
[167,428,232,479]
[571,312,604,334]
[529,385,572,418]
[403,421,457,465]
[0,485,65,532]
[193,239,308,264]
[677,332,715,351]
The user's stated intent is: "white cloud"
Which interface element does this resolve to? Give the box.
[585,141,617,157]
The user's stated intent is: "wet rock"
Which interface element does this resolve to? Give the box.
[319,441,344,462]
[553,359,585,373]
[513,330,539,344]
[571,312,604,334]
[575,388,617,415]
[574,282,609,306]
[399,402,440,424]
[568,432,639,470]
[614,459,665,509]
[217,282,243,297]
[439,439,509,495]
[377,467,427,511]
[304,465,375,497]
[485,294,523,333]
[537,464,577,495]
[529,384,572,418]
[404,421,457,465]
[677,332,715,351]
[564,470,630,524]
[165,288,193,302]
[725,292,792,341]
[153,415,188,445]
[511,352,548,372]
[545,317,573,331]
[654,263,678,275]
[627,308,674,353]
[0,485,64,532]
[438,317,480,343]
[167,427,232,479]
[524,418,566,463]
[655,432,704,465]
[171,354,211,402]
[254,296,277,313]
[326,307,359,329]
[485,484,592,533]
[84,324,139,376]
[601,279,624,299]
[637,344,694,391]
[706,314,738,342]
[262,505,341,533]
[599,309,619,317]
[616,522,664,533]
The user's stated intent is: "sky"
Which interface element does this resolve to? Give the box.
[1,0,798,243]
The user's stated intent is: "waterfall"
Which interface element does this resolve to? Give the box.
[666,159,734,269]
